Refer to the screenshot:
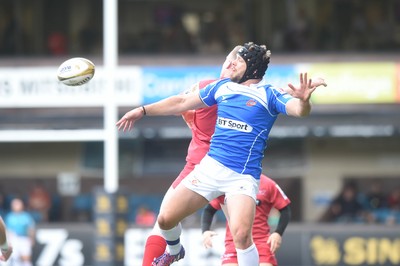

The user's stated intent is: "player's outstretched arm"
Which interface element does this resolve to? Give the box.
[285,73,327,117]
[116,93,207,131]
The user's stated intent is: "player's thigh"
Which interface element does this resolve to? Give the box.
[158,183,208,225]
[226,194,256,233]
[159,186,175,212]
[220,203,230,222]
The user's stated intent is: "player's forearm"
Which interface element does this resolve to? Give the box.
[143,95,186,116]
[287,98,311,117]
[296,99,312,117]
[201,204,218,233]
[144,94,204,116]
[275,205,291,236]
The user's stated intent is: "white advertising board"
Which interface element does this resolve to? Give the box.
[0,66,142,108]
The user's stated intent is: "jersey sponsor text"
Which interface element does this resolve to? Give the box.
[217,117,253,132]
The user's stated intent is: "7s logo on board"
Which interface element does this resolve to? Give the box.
[35,229,84,266]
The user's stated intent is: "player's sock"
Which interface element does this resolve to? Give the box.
[142,235,167,266]
[160,223,182,255]
[236,243,259,266]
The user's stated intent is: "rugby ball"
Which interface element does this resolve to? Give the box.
[57,57,95,86]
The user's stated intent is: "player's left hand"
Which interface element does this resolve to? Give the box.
[0,244,13,261]
[202,230,218,249]
[116,107,144,131]
[287,73,326,102]
[267,232,282,254]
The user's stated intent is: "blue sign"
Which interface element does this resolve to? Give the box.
[262,65,298,89]
[141,66,220,104]
[141,65,298,104]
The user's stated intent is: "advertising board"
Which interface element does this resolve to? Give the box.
[30,224,400,266]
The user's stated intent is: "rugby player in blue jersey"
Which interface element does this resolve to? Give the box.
[117,42,326,266]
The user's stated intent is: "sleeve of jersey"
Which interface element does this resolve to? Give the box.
[269,87,293,115]
[269,183,291,210]
[199,78,230,107]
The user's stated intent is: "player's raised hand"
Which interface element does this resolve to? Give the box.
[267,232,282,254]
[0,244,13,262]
[287,73,325,102]
[116,107,145,131]
[202,230,218,249]
[311,77,327,89]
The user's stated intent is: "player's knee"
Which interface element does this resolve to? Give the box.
[231,228,252,249]
[156,213,174,230]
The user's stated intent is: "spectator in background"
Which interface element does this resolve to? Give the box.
[5,198,35,266]
[345,7,368,50]
[332,0,355,49]
[387,187,400,210]
[284,7,313,51]
[199,11,230,54]
[28,181,51,222]
[368,7,395,50]
[136,205,157,227]
[0,14,19,55]
[386,186,400,225]
[362,180,388,223]
[47,31,67,56]
[154,6,195,53]
[79,18,101,55]
[320,181,365,223]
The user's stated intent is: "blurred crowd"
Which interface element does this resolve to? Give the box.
[0,0,398,56]
[0,182,54,224]
[320,180,400,225]
[2,178,399,227]
[0,183,162,226]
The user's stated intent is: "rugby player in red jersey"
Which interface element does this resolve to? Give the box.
[201,174,291,266]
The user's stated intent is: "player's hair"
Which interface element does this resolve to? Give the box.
[237,42,271,83]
